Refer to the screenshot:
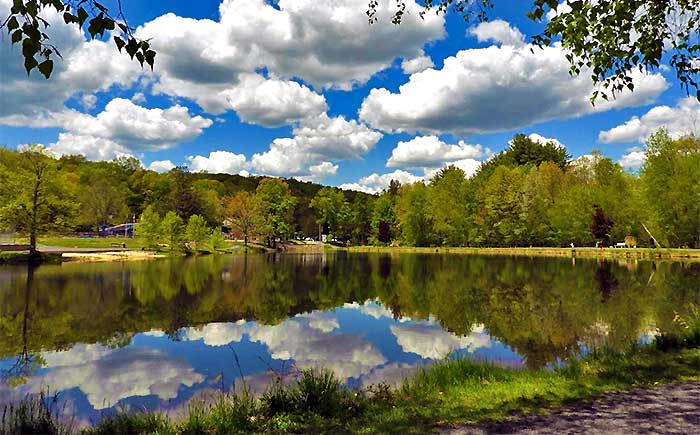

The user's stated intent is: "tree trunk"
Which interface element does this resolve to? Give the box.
[29,176,40,258]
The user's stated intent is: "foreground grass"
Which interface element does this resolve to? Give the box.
[4,344,699,435]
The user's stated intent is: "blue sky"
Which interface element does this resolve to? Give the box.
[1,0,698,192]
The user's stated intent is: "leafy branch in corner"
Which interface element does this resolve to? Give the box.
[1,0,155,78]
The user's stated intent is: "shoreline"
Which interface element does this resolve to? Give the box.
[3,243,699,265]
[345,246,700,260]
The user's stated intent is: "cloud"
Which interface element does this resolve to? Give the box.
[359,21,668,135]
[148,160,177,173]
[618,148,646,170]
[598,97,700,144]
[47,133,134,161]
[44,98,212,160]
[134,0,444,123]
[215,0,445,90]
[390,322,492,360]
[387,135,489,168]
[251,114,382,179]
[79,94,98,110]
[423,158,483,180]
[223,74,327,127]
[131,92,147,104]
[182,320,248,346]
[27,345,204,410]
[339,169,423,194]
[401,54,434,74]
[469,19,525,46]
[520,133,565,148]
[181,314,387,380]
[187,150,249,175]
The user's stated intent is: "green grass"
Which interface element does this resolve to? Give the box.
[37,236,149,250]
[1,391,72,435]
[7,340,699,435]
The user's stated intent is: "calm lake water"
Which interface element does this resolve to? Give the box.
[1,253,698,424]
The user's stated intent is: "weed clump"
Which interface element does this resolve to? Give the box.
[1,392,71,435]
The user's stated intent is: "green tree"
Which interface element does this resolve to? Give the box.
[78,177,130,230]
[475,133,570,183]
[256,178,296,248]
[475,166,527,247]
[224,191,262,246]
[641,130,700,248]
[309,187,347,239]
[590,205,614,246]
[350,194,374,245]
[371,193,397,245]
[428,165,469,246]
[168,167,205,221]
[208,228,227,252]
[185,214,211,251]
[160,211,184,251]
[0,146,76,255]
[397,182,434,247]
[134,205,161,248]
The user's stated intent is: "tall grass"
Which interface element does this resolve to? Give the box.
[1,392,72,435]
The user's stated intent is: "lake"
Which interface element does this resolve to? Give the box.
[0,253,698,425]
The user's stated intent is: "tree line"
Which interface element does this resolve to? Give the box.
[0,128,698,250]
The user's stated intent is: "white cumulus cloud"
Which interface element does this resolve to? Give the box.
[359,21,668,136]
[148,160,177,173]
[598,97,700,144]
[387,135,489,168]
[251,114,382,179]
[618,148,646,170]
[390,322,492,360]
[187,150,249,175]
[469,19,525,46]
[401,54,434,74]
[339,169,423,194]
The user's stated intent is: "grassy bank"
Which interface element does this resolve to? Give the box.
[346,246,700,261]
[4,340,699,434]
[0,251,62,265]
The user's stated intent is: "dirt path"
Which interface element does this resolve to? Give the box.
[440,382,700,435]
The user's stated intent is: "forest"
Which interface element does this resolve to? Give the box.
[0,129,698,249]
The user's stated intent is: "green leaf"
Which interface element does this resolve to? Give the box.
[7,16,19,31]
[113,36,125,52]
[77,7,88,25]
[11,29,22,44]
[37,59,53,79]
[24,56,38,75]
[144,49,156,70]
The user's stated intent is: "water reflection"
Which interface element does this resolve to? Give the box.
[0,254,698,423]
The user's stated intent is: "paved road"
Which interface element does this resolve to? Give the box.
[440,382,700,435]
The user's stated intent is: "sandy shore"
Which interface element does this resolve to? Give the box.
[61,250,166,262]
